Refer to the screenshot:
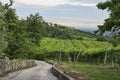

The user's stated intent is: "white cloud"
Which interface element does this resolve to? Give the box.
[3,0,97,7]
[0,0,10,4]
[69,2,96,7]
[44,17,104,28]
[14,0,68,7]
[0,0,106,30]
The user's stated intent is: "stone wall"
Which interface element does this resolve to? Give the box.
[0,59,36,76]
[51,65,75,80]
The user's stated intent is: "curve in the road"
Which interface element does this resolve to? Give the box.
[0,61,58,80]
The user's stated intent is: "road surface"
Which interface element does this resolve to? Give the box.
[0,61,58,80]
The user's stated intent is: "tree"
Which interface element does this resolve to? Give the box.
[0,0,13,58]
[26,13,45,45]
[0,2,7,58]
[4,7,20,59]
[3,4,36,59]
[4,8,37,59]
[2,3,45,59]
[96,0,120,68]
[96,0,120,45]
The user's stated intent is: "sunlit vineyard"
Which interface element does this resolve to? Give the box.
[39,38,111,54]
[38,38,120,65]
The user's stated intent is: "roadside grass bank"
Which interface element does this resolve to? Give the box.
[62,62,120,80]
[48,60,120,80]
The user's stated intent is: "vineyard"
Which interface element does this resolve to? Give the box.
[39,38,110,53]
[38,38,120,65]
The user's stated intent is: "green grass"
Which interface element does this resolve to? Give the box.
[63,62,120,80]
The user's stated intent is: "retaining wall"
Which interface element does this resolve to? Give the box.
[51,65,75,80]
[0,59,36,76]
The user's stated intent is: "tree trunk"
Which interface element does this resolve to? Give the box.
[111,53,115,68]
[103,52,107,65]
[112,59,115,68]
[73,53,76,63]
[97,57,100,65]
[115,55,118,67]
[58,52,61,62]
[68,54,71,62]
[75,49,81,62]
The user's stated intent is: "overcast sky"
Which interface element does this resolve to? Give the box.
[1,0,108,31]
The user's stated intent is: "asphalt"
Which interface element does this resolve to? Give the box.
[0,61,58,80]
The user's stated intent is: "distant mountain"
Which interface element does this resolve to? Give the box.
[74,26,98,33]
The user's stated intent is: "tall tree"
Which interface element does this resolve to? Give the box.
[96,0,120,68]
[4,7,20,59]
[96,0,120,45]
[0,2,7,58]
[26,13,45,45]
[4,8,37,59]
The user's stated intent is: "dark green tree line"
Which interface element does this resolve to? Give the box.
[0,0,46,59]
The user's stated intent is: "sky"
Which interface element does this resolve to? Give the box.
[1,0,108,31]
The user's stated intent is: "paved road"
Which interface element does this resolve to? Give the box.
[0,61,58,80]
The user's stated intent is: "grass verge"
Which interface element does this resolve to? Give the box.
[62,62,120,80]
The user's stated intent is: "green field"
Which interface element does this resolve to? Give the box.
[38,38,120,57]
[39,37,112,54]
[38,38,120,63]
[62,62,120,80]
[45,36,120,80]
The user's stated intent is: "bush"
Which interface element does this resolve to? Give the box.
[34,54,46,61]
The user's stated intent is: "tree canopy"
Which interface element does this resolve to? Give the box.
[0,2,7,58]
[0,0,13,58]
[26,13,45,45]
[0,0,46,59]
[96,0,120,45]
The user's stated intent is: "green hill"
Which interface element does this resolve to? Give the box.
[37,38,120,62]
[39,38,111,54]
[44,23,96,40]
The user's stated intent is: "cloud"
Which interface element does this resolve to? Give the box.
[44,17,104,28]
[0,0,10,4]
[0,0,107,31]
[11,0,97,7]
[68,0,105,3]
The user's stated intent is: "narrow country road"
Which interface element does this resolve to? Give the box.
[0,61,58,80]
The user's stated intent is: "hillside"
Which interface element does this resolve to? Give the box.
[39,38,111,53]
[37,38,120,62]
[44,23,96,40]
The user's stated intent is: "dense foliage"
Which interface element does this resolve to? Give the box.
[96,0,120,45]
[0,1,45,59]
[26,13,46,45]
[45,23,96,40]
[0,2,7,58]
